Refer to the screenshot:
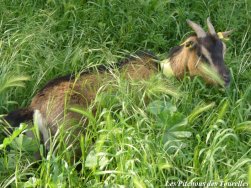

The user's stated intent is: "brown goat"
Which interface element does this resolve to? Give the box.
[3,18,232,158]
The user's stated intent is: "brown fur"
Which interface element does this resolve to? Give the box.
[170,36,199,79]
[30,52,158,137]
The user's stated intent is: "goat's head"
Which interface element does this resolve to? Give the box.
[169,18,233,86]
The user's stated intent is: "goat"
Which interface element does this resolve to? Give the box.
[3,18,232,158]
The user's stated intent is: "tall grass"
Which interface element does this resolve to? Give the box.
[0,0,250,187]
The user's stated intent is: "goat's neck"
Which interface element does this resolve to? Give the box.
[161,47,198,78]
[160,59,174,77]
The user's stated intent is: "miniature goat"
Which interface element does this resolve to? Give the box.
[3,18,232,157]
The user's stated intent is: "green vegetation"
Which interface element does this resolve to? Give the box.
[0,0,250,187]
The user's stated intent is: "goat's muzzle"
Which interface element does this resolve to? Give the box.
[223,72,231,87]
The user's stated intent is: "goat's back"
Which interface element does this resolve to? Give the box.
[30,52,158,133]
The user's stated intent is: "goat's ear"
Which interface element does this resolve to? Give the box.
[217,30,234,40]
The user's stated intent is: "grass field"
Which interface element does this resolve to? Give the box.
[0,0,250,187]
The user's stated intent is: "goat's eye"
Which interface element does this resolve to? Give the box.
[185,41,195,48]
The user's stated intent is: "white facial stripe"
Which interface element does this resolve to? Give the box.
[201,46,213,65]
[222,42,226,57]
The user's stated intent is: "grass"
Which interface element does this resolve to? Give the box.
[0,0,250,187]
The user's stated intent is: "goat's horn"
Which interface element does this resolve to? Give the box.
[187,19,207,38]
[207,17,216,35]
